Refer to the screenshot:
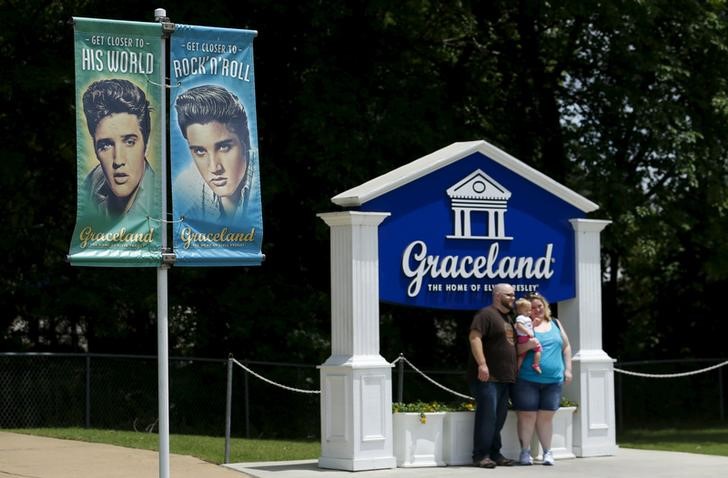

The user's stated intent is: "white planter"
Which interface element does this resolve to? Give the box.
[440,410,522,465]
[392,412,446,467]
[396,407,574,467]
[443,411,474,465]
[441,407,575,466]
[530,406,576,460]
[501,410,524,459]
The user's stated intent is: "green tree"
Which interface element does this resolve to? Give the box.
[4,0,728,368]
[561,0,728,358]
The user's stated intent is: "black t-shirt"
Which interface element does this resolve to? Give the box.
[466,305,517,383]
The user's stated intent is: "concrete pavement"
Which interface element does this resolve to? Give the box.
[0,431,251,478]
[3,431,728,478]
[227,449,728,477]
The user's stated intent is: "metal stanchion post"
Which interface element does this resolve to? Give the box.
[719,367,725,421]
[244,368,250,438]
[85,354,91,428]
[225,356,233,463]
[398,354,404,403]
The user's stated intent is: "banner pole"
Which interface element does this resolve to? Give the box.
[155,7,171,478]
[157,265,170,478]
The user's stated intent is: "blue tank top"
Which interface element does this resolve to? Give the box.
[518,319,564,384]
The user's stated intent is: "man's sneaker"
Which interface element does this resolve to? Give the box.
[542,449,554,466]
[519,448,533,466]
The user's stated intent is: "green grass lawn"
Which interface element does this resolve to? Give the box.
[8,428,320,464]
[618,426,728,457]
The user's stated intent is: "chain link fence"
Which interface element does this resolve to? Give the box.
[0,353,319,439]
[615,358,728,429]
[3,353,727,439]
[0,354,87,428]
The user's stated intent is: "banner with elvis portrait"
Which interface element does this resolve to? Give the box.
[169,25,264,266]
[69,18,164,267]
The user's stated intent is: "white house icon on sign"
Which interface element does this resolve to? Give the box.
[446,169,513,240]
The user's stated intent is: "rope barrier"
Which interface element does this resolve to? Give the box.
[395,355,474,401]
[228,354,728,399]
[614,359,728,378]
[231,358,320,394]
[229,354,473,400]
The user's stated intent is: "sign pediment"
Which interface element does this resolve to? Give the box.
[332,140,597,212]
[447,169,511,200]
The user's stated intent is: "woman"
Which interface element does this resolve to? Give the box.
[512,293,572,466]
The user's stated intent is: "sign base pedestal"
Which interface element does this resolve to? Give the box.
[318,356,396,471]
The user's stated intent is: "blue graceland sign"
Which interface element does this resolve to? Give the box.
[331,141,598,310]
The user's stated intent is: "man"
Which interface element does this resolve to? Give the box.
[174,84,253,223]
[467,283,518,468]
[81,79,155,218]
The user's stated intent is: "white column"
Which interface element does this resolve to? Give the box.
[487,209,495,238]
[463,208,472,237]
[453,207,463,237]
[496,210,505,238]
[316,211,396,471]
[560,219,618,457]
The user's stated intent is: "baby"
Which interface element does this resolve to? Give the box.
[515,298,542,374]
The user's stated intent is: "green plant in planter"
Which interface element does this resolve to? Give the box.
[392,401,451,424]
[392,397,574,421]
[392,401,451,413]
[560,397,578,408]
[450,401,476,412]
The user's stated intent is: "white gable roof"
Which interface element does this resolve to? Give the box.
[331,140,599,213]
[447,169,511,200]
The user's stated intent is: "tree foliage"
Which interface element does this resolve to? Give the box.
[2,0,728,365]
